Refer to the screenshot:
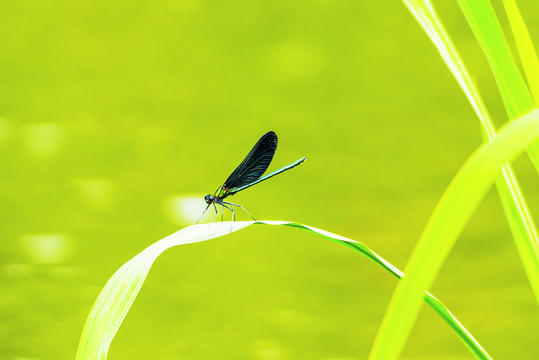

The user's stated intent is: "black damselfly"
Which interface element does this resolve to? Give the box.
[196,131,306,223]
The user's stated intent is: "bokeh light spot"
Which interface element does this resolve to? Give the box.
[164,194,207,225]
[3,264,33,277]
[252,340,288,360]
[74,178,113,211]
[20,233,73,264]
[23,123,67,157]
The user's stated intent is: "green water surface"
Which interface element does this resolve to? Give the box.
[1,1,538,359]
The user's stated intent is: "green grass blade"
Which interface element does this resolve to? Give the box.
[368,108,539,360]
[404,0,539,305]
[279,222,492,360]
[502,0,539,103]
[76,220,491,359]
[75,222,253,360]
[458,0,539,169]
[403,0,495,139]
[458,0,534,116]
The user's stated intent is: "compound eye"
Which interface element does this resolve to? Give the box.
[204,194,213,204]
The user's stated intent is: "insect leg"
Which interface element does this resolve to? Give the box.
[196,203,211,224]
[216,202,235,223]
[221,201,256,221]
[219,203,233,212]
[221,202,224,221]
[226,204,236,222]
[214,198,231,217]
[210,202,219,223]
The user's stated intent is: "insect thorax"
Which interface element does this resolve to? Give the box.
[214,186,230,199]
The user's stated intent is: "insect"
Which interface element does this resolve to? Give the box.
[196,131,306,223]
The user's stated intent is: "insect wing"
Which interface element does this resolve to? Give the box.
[223,131,278,192]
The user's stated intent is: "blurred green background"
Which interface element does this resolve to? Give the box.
[1,0,539,359]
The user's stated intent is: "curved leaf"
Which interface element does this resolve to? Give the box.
[368,108,539,360]
[76,221,491,360]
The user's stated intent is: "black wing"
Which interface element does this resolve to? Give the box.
[223,131,278,193]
